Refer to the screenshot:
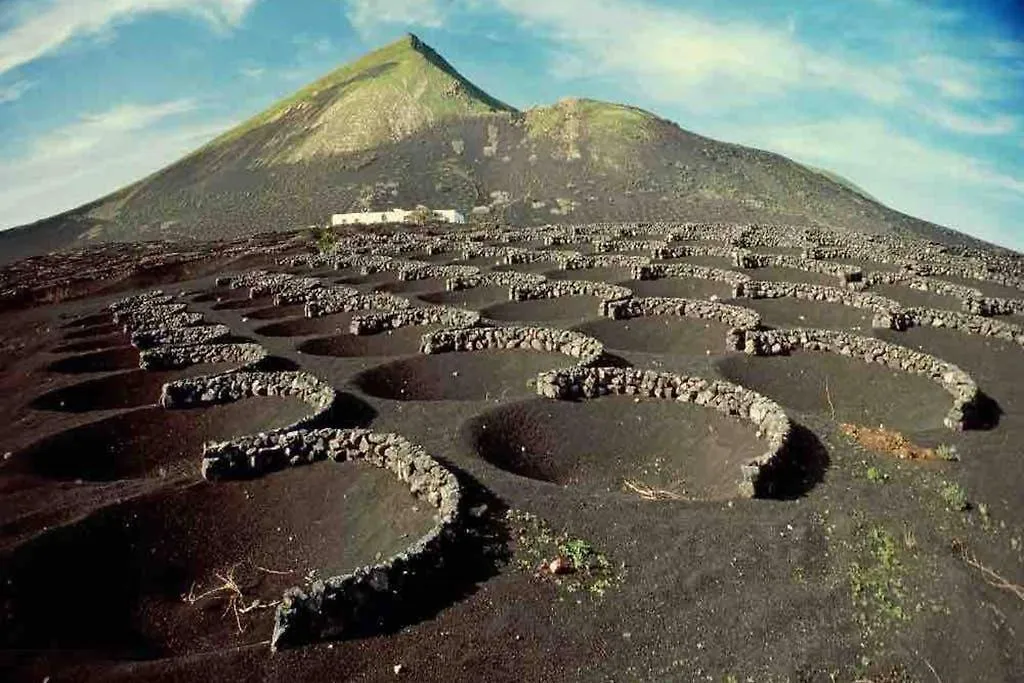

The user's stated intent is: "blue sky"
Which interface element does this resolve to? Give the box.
[0,0,1021,249]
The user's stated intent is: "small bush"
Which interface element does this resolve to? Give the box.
[310,225,338,255]
[935,444,960,461]
[865,466,889,483]
[939,481,969,511]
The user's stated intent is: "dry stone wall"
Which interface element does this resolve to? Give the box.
[419,326,604,365]
[139,342,268,370]
[350,306,481,334]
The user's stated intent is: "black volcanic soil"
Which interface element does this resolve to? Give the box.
[7,396,313,482]
[469,396,764,500]
[726,297,875,331]
[355,350,569,401]
[574,316,734,355]
[542,267,634,283]
[624,277,734,300]
[869,282,965,312]
[481,296,603,323]
[740,267,843,287]
[715,351,951,433]
[298,325,441,358]
[2,236,1023,683]
[254,311,358,338]
[418,285,509,309]
[0,460,434,658]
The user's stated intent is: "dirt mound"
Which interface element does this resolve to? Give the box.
[626,277,733,300]
[9,396,313,482]
[481,296,602,323]
[727,298,874,331]
[715,351,951,433]
[254,312,357,338]
[355,349,569,401]
[298,325,439,358]
[574,316,734,355]
[46,346,139,374]
[0,460,435,658]
[467,396,766,500]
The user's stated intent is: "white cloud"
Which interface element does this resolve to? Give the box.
[0,0,256,76]
[717,116,1024,246]
[736,118,1024,197]
[490,0,906,108]
[240,66,265,79]
[344,0,446,35]
[0,98,227,229]
[29,98,197,162]
[922,108,1016,136]
[0,78,32,103]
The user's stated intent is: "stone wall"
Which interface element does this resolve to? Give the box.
[139,342,268,370]
[131,323,231,350]
[199,427,461,651]
[604,297,760,349]
[509,280,633,315]
[160,370,336,427]
[419,326,604,365]
[445,271,546,292]
[350,306,481,335]
[534,366,792,498]
[737,328,980,430]
[633,263,749,291]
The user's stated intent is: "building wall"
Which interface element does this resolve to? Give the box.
[331,208,464,226]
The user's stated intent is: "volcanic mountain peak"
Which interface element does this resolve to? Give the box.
[206,32,517,162]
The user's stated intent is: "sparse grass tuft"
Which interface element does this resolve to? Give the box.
[505,509,623,598]
[849,525,907,634]
[935,443,960,461]
[939,481,969,511]
[865,466,889,483]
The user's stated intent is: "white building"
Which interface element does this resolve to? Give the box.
[331,208,465,226]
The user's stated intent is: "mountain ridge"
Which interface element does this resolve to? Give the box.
[0,33,1012,262]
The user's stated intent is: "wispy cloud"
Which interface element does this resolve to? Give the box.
[0,0,257,76]
[344,0,447,36]
[0,78,32,103]
[29,98,198,161]
[0,98,226,228]
[922,108,1016,136]
[240,65,265,79]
